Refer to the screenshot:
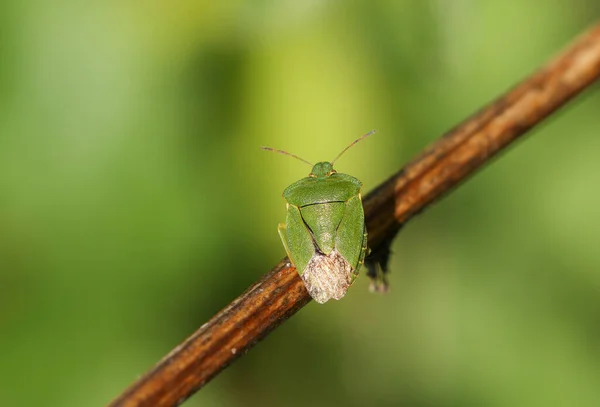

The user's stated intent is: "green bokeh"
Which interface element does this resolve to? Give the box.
[1,2,599,406]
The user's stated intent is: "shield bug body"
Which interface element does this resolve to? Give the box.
[262,132,374,304]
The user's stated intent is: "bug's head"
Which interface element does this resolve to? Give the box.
[310,162,336,178]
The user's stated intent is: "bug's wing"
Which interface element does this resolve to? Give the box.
[302,250,353,304]
[335,195,366,278]
[286,203,354,304]
[285,204,315,276]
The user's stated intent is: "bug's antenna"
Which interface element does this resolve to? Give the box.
[331,129,377,165]
[261,146,314,167]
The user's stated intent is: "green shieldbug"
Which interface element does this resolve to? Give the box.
[262,131,374,304]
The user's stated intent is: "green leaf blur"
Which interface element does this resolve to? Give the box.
[1,2,599,406]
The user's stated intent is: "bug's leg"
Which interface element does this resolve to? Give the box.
[365,234,392,293]
[357,224,368,276]
[277,223,293,265]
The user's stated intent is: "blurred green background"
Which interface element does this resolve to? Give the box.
[1,1,600,406]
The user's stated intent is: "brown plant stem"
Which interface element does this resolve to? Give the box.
[109,23,600,407]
